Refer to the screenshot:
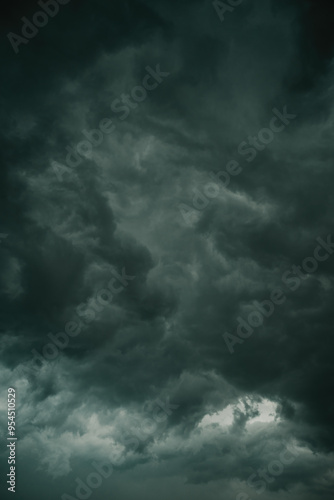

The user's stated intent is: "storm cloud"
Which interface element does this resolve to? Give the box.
[1,0,334,499]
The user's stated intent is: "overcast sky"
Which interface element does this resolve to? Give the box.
[1,0,334,499]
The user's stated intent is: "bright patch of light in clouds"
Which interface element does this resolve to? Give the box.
[198,398,278,429]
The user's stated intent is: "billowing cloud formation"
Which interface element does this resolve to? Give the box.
[1,0,334,499]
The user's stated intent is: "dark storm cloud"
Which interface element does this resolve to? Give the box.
[1,0,334,499]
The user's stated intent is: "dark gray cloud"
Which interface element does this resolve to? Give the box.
[1,0,334,499]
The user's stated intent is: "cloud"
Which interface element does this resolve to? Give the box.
[1,0,334,499]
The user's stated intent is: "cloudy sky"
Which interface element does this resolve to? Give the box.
[1,0,334,499]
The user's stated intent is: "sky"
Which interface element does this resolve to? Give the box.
[1,0,334,499]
